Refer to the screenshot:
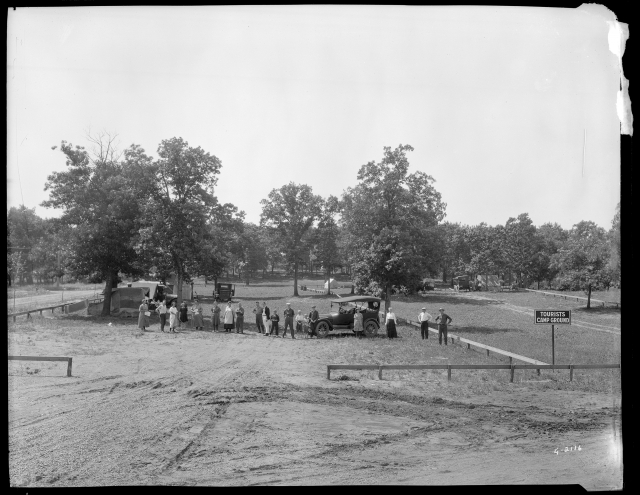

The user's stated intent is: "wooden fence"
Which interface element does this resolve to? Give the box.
[327,363,621,382]
[8,355,73,377]
[8,297,104,322]
[525,289,620,309]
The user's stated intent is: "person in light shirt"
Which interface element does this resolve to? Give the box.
[418,307,432,340]
[156,299,168,333]
[385,307,398,339]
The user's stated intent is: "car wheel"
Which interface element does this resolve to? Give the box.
[363,320,379,338]
[315,321,330,339]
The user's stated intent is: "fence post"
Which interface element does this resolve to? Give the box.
[510,365,515,383]
[467,343,470,350]
[67,358,73,377]
[486,349,490,357]
[378,366,383,380]
[569,365,574,382]
[447,365,451,381]
[327,366,331,380]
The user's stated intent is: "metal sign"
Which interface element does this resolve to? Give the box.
[534,310,571,325]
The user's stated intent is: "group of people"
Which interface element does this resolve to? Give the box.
[383,306,452,344]
[252,301,318,338]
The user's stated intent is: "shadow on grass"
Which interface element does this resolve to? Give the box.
[392,293,502,307]
[572,306,621,315]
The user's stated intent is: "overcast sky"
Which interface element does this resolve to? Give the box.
[7,5,623,230]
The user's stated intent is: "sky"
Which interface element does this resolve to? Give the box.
[7,5,625,230]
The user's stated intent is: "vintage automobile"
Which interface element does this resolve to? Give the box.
[128,281,178,309]
[452,275,472,291]
[214,283,236,302]
[313,295,382,338]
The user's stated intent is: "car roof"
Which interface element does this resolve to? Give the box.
[330,295,382,304]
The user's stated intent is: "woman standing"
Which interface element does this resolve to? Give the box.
[385,307,398,339]
[138,299,150,331]
[223,302,235,332]
[211,302,221,332]
[192,300,204,330]
[168,301,178,333]
[295,310,305,335]
[179,301,189,329]
[353,309,364,335]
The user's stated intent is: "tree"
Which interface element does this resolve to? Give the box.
[136,137,222,306]
[502,213,537,286]
[608,203,621,285]
[341,145,445,313]
[551,221,610,308]
[42,134,149,315]
[531,222,568,289]
[260,182,324,296]
[312,196,342,294]
[438,222,469,282]
[7,205,47,284]
[239,224,268,281]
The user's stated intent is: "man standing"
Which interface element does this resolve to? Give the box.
[235,303,245,334]
[308,305,319,338]
[253,302,264,334]
[263,302,271,335]
[418,307,432,340]
[156,299,168,333]
[435,308,452,345]
[282,303,295,339]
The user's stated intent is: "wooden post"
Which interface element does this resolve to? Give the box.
[569,365,574,382]
[467,343,471,350]
[537,368,540,376]
[486,349,490,357]
[39,310,43,316]
[447,365,451,381]
[509,356,513,365]
[510,365,515,383]
[327,366,331,380]
[551,325,555,366]
[378,366,383,380]
[67,358,72,377]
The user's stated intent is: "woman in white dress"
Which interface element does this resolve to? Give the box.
[223,302,235,332]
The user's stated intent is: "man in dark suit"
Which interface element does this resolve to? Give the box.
[282,303,295,338]
[308,305,319,338]
[262,301,271,335]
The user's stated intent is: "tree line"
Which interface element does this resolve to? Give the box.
[7,138,620,313]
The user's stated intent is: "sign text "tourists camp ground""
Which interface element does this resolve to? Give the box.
[534,310,571,324]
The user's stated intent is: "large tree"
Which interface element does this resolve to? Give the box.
[260,182,324,296]
[312,195,342,294]
[608,203,621,285]
[7,205,47,284]
[136,137,222,305]
[341,144,445,313]
[42,134,150,315]
[530,222,569,289]
[551,221,611,308]
[502,213,537,286]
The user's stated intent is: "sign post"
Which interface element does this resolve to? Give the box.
[534,310,571,369]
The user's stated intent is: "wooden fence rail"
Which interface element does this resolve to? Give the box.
[8,355,73,377]
[524,289,620,308]
[8,297,104,322]
[327,363,620,382]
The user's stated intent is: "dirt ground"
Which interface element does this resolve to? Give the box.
[9,311,623,488]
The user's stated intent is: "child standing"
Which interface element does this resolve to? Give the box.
[295,310,305,335]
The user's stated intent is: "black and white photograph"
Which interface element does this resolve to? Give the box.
[7,4,627,488]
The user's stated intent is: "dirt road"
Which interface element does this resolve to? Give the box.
[9,289,100,311]
[8,321,622,488]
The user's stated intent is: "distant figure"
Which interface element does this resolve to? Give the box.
[270,309,280,337]
[179,302,189,328]
[235,303,244,334]
[138,299,149,331]
[253,301,265,334]
[262,302,271,336]
[308,305,319,338]
[435,308,452,346]
[156,299,167,333]
[169,301,178,333]
[353,310,363,335]
[192,301,204,330]
[223,302,234,332]
[211,302,221,331]
[385,307,398,339]
[295,310,305,335]
[418,307,432,340]
[282,303,295,339]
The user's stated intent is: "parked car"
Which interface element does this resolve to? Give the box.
[214,283,235,302]
[313,295,382,338]
[127,281,177,309]
[452,275,471,291]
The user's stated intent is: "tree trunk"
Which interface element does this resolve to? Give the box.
[101,270,117,317]
[326,266,331,295]
[586,284,592,309]
[350,284,354,295]
[293,261,299,296]
[384,284,391,316]
[204,275,207,287]
[442,266,447,283]
[176,269,183,307]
